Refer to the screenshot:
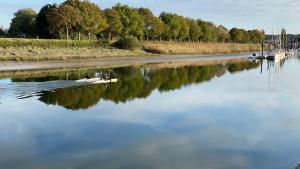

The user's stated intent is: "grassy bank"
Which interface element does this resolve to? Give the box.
[0,38,146,61]
[0,38,260,61]
[143,41,260,54]
[0,46,146,61]
[0,38,102,47]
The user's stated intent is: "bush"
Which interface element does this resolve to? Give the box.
[114,36,141,50]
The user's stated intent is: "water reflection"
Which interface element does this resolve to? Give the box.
[36,61,259,110]
[2,57,300,169]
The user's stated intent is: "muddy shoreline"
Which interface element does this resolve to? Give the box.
[0,53,251,71]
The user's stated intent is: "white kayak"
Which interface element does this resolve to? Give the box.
[92,79,118,84]
[75,78,118,84]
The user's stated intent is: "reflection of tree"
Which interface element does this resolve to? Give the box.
[40,85,106,110]
[11,68,111,82]
[38,61,259,110]
[227,61,259,73]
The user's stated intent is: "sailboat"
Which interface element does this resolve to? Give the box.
[266,30,286,62]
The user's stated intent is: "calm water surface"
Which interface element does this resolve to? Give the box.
[0,56,300,169]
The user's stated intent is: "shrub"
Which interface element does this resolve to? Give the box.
[114,36,141,50]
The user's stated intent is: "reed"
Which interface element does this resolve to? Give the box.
[143,41,260,54]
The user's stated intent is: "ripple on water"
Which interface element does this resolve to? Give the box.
[1,80,87,100]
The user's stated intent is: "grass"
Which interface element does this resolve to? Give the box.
[143,41,261,54]
[0,38,104,47]
[0,38,146,61]
[0,38,261,61]
[0,46,146,61]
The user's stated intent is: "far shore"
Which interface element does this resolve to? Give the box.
[0,39,259,71]
[0,53,251,72]
[0,38,260,61]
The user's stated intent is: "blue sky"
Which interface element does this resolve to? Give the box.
[1,0,300,34]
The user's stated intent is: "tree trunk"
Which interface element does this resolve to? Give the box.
[108,33,112,41]
[66,27,69,40]
[88,33,91,40]
[78,32,81,40]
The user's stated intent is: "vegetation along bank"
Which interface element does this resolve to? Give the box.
[0,38,260,61]
[0,0,265,61]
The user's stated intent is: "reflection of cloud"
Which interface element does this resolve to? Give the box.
[1,59,300,168]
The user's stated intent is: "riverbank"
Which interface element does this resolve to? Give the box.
[0,38,260,61]
[0,57,252,78]
[0,53,251,71]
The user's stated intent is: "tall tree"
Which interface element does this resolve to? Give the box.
[198,21,213,42]
[47,4,82,39]
[178,17,189,41]
[189,19,201,41]
[138,8,164,40]
[113,4,144,39]
[229,28,243,43]
[63,0,81,8]
[241,29,250,43]
[217,25,229,42]
[0,27,6,37]
[159,12,181,41]
[8,8,37,37]
[104,9,123,40]
[149,17,164,40]
[65,0,107,39]
[36,4,57,38]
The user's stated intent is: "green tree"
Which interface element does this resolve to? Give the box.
[138,8,164,40]
[150,17,164,40]
[251,29,264,43]
[36,4,58,38]
[197,20,219,42]
[248,30,256,43]
[113,3,144,39]
[229,28,243,43]
[217,25,229,42]
[8,8,37,37]
[159,12,181,41]
[188,19,201,41]
[63,0,81,8]
[178,17,189,41]
[66,0,107,39]
[241,29,250,43]
[104,9,123,40]
[47,4,82,39]
[198,21,212,42]
[0,27,6,37]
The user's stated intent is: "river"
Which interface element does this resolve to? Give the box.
[0,55,299,169]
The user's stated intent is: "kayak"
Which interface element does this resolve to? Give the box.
[92,79,118,84]
[75,78,118,84]
[75,78,101,83]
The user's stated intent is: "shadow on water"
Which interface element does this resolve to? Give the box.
[34,61,259,110]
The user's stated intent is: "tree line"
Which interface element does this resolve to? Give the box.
[1,0,265,43]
